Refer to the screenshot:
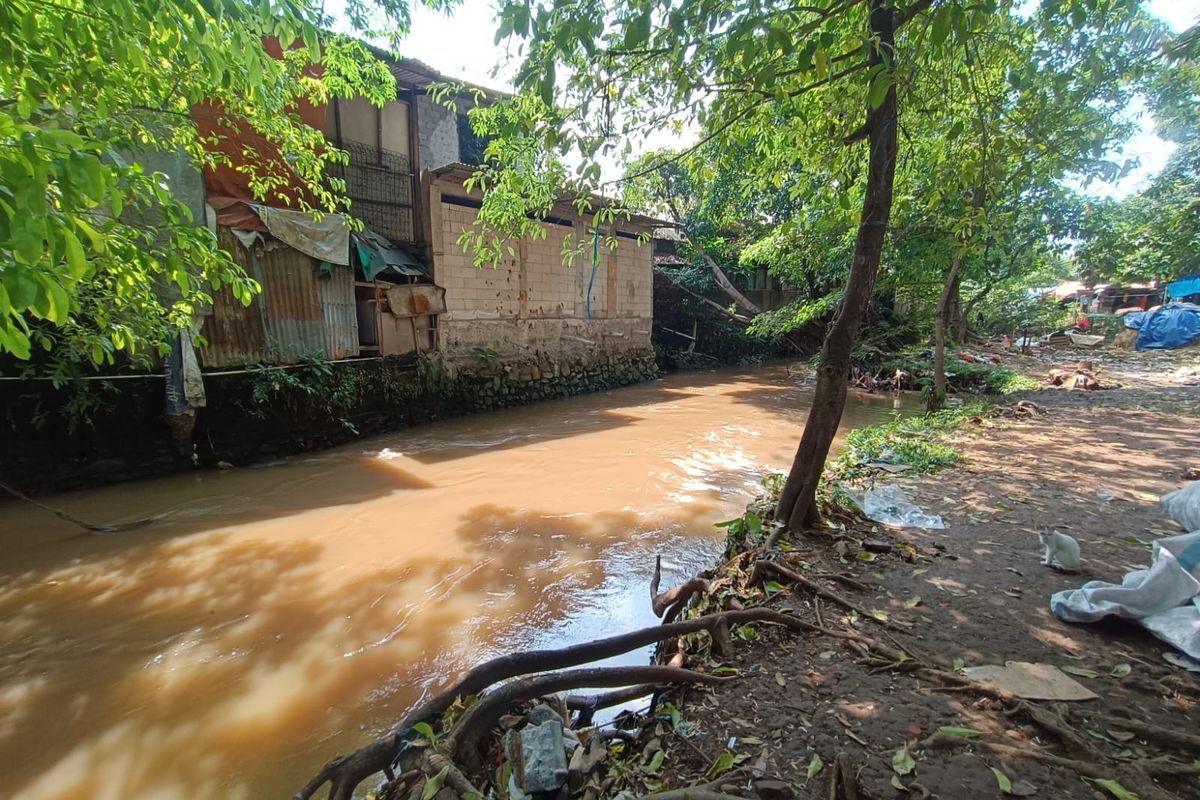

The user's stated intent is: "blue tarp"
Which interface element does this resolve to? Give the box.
[1167,274,1200,299]
[1122,303,1200,350]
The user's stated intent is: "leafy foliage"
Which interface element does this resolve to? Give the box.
[830,402,994,481]
[0,0,437,370]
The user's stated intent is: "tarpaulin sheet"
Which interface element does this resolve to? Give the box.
[353,230,427,280]
[1121,303,1200,350]
[253,205,351,266]
[1167,274,1200,299]
[1051,532,1200,660]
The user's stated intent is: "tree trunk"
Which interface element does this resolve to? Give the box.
[773,0,898,534]
[949,274,967,342]
[928,254,963,412]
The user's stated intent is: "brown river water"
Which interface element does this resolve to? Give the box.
[0,363,904,800]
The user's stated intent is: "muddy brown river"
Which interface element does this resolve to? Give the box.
[0,363,904,800]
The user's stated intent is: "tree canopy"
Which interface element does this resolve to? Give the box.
[0,0,444,376]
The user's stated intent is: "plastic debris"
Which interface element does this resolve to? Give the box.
[1051,531,1200,660]
[853,484,945,529]
[518,719,570,794]
[1162,480,1200,532]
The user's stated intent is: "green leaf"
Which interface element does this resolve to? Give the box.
[937,726,982,739]
[764,580,786,594]
[647,749,665,773]
[891,746,915,776]
[706,751,735,779]
[931,5,953,46]
[1060,666,1099,679]
[806,753,823,779]
[1110,663,1131,678]
[1086,777,1140,800]
[867,69,891,110]
[62,227,87,279]
[421,766,449,800]
[891,775,907,791]
[412,722,436,740]
[991,767,1013,794]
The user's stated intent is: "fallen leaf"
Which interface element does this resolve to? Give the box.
[1086,777,1139,800]
[892,746,915,776]
[1106,730,1136,743]
[646,749,665,773]
[856,551,877,562]
[952,657,965,671]
[706,751,735,779]
[905,596,922,607]
[806,753,823,780]
[1059,665,1099,679]
[741,736,764,745]
[912,568,928,576]
[938,726,982,739]
[891,775,907,791]
[775,671,787,687]
[845,731,868,746]
[1163,651,1200,672]
[421,766,450,800]
[1110,663,1132,678]
[991,766,1013,794]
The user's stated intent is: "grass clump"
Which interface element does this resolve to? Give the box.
[830,401,992,481]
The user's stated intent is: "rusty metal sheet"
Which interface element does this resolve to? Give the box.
[198,226,267,367]
[317,264,360,359]
[259,242,326,361]
[385,283,446,317]
[200,227,360,366]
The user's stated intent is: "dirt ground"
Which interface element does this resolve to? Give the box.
[656,346,1200,800]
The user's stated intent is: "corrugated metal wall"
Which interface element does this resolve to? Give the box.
[199,226,360,367]
[317,264,360,360]
[199,227,269,367]
[259,242,325,361]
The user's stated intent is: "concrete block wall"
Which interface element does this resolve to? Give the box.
[430,183,655,376]
[416,94,460,171]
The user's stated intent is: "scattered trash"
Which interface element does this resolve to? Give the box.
[517,716,570,793]
[852,484,945,529]
[960,661,1099,701]
[1050,531,1200,660]
[1161,480,1200,531]
[1067,331,1106,347]
[1120,301,1200,350]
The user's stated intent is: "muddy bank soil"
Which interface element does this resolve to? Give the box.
[659,358,1200,800]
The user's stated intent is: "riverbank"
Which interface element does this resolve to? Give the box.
[647,348,1200,800]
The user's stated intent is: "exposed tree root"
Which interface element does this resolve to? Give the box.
[826,752,859,800]
[651,555,712,621]
[567,684,657,727]
[748,559,906,631]
[1090,714,1200,753]
[445,665,731,773]
[295,608,817,800]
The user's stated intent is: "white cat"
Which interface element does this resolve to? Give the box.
[1038,529,1081,572]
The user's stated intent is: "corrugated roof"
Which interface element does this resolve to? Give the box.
[432,162,675,228]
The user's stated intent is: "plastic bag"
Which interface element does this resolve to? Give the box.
[1051,532,1200,660]
[853,484,945,529]
[1162,481,1200,532]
